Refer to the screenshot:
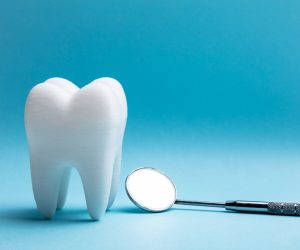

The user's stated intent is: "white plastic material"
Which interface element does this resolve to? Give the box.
[25,77,127,220]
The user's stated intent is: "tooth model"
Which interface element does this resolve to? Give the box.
[25,77,127,220]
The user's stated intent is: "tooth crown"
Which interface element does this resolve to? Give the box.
[25,77,127,220]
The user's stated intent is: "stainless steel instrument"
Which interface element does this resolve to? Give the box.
[126,167,300,216]
[175,199,300,216]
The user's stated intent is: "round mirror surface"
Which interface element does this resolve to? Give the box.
[125,168,177,212]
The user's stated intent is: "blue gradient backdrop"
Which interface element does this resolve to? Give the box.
[1,0,300,249]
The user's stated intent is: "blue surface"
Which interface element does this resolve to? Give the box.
[1,0,300,249]
[1,138,300,249]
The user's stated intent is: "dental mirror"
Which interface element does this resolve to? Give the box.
[125,167,176,212]
[125,167,300,216]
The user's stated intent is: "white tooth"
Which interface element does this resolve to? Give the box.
[98,77,127,210]
[25,77,127,220]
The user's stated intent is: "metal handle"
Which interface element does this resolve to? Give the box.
[225,200,300,216]
[175,199,300,216]
[268,202,300,216]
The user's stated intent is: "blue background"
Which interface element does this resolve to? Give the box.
[1,0,300,249]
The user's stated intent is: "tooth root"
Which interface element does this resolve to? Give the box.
[107,122,126,210]
[79,156,115,220]
[30,157,63,219]
[56,168,72,210]
[107,149,122,210]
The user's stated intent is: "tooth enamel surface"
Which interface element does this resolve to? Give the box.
[25,77,127,220]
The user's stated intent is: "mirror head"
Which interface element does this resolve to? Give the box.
[125,167,177,212]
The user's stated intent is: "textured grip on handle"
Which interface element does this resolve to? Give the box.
[268,202,300,216]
